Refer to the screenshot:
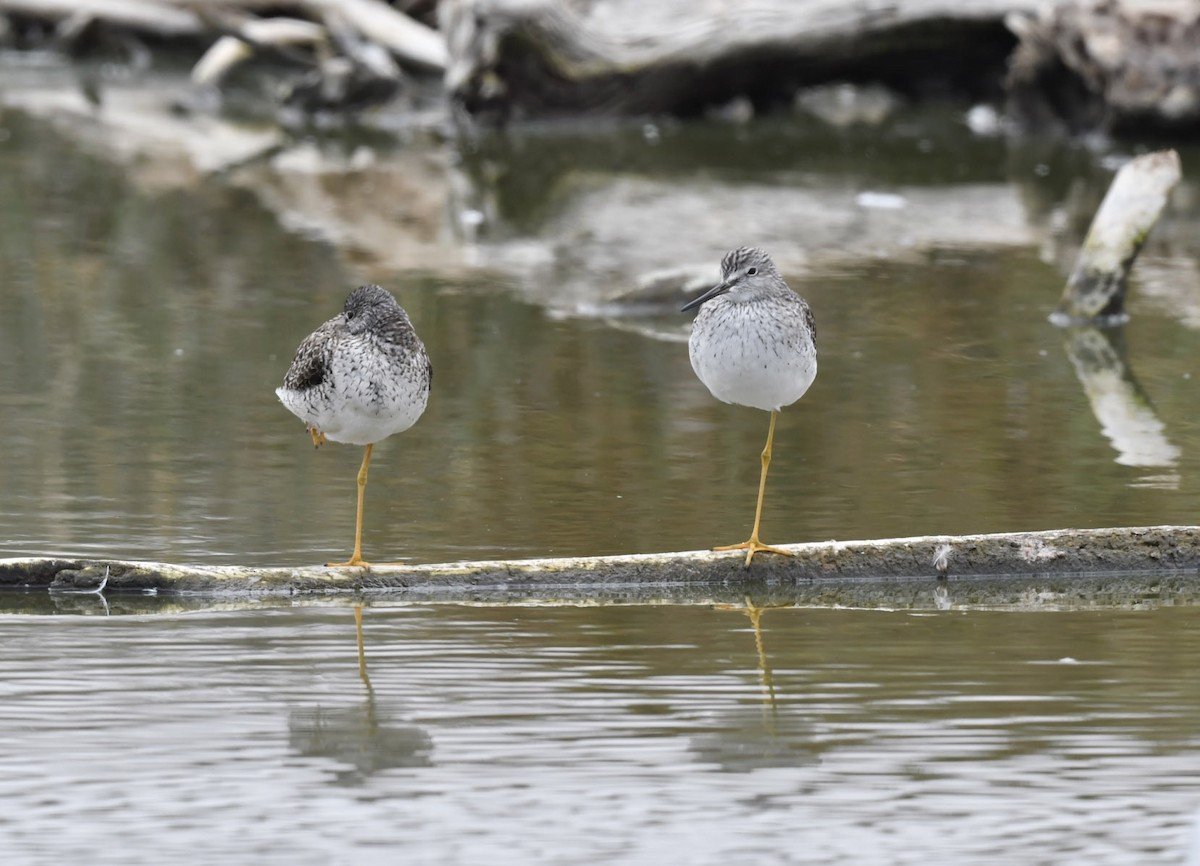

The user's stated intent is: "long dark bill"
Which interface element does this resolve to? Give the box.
[681,280,731,313]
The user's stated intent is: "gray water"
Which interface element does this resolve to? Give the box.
[5,603,1200,865]
[5,75,1200,866]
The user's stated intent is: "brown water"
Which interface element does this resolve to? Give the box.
[4,87,1200,866]
[4,603,1200,865]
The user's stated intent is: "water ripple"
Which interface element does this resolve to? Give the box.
[1,605,1199,865]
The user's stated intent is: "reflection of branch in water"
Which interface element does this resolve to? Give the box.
[1063,325,1180,487]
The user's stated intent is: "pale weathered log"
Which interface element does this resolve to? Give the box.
[192,18,327,87]
[3,0,444,72]
[439,0,1037,117]
[0,0,201,35]
[1006,0,1200,134]
[1054,149,1182,321]
[2,527,1199,612]
[299,0,446,70]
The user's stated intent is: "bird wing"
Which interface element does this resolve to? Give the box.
[282,316,340,393]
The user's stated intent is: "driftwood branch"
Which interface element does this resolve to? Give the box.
[0,0,202,35]
[299,0,445,70]
[1054,149,1182,322]
[191,17,328,86]
[0,0,445,73]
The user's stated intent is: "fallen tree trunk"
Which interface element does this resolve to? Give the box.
[439,0,1034,118]
[2,526,1198,610]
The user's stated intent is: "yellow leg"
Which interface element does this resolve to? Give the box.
[715,411,794,566]
[327,443,373,568]
[307,426,326,448]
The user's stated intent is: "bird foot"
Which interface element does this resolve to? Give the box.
[307,426,326,448]
[326,557,370,569]
[714,539,794,567]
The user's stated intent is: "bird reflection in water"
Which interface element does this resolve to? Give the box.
[689,598,820,773]
[716,597,780,713]
[287,605,432,785]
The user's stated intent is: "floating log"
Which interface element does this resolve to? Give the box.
[2,527,1199,611]
[1053,149,1181,322]
[438,0,1034,118]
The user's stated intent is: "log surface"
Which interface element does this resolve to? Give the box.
[1055,149,1182,321]
[3,526,1199,610]
[439,0,1034,117]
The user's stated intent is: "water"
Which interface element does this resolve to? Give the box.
[4,603,1200,865]
[1,107,1200,567]
[5,77,1200,865]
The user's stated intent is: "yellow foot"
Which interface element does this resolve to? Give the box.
[307,426,326,448]
[326,557,370,569]
[714,539,794,567]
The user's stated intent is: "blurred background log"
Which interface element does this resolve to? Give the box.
[1006,0,1200,135]
[438,0,1035,119]
[0,0,444,114]
[3,0,1200,133]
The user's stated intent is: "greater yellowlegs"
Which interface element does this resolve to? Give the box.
[682,247,817,566]
[277,284,432,568]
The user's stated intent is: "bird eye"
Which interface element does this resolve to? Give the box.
[747,267,758,276]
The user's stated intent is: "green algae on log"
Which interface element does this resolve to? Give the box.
[1,527,1198,610]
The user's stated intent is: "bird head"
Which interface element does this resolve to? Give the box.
[681,247,781,312]
[344,284,402,335]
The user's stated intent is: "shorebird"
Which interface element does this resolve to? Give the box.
[682,247,817,566]
[277,285,431,568]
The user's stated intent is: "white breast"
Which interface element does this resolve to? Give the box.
[688,297,817,412]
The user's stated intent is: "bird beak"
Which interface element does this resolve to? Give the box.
[681,279,731,313]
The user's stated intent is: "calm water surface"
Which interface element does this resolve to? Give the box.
[4,97,1200,865]
[1,110,1200,566]
[3,603,1200,865]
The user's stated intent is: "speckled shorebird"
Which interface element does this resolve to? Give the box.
[277,285,432,568]
[682,247,817,566]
